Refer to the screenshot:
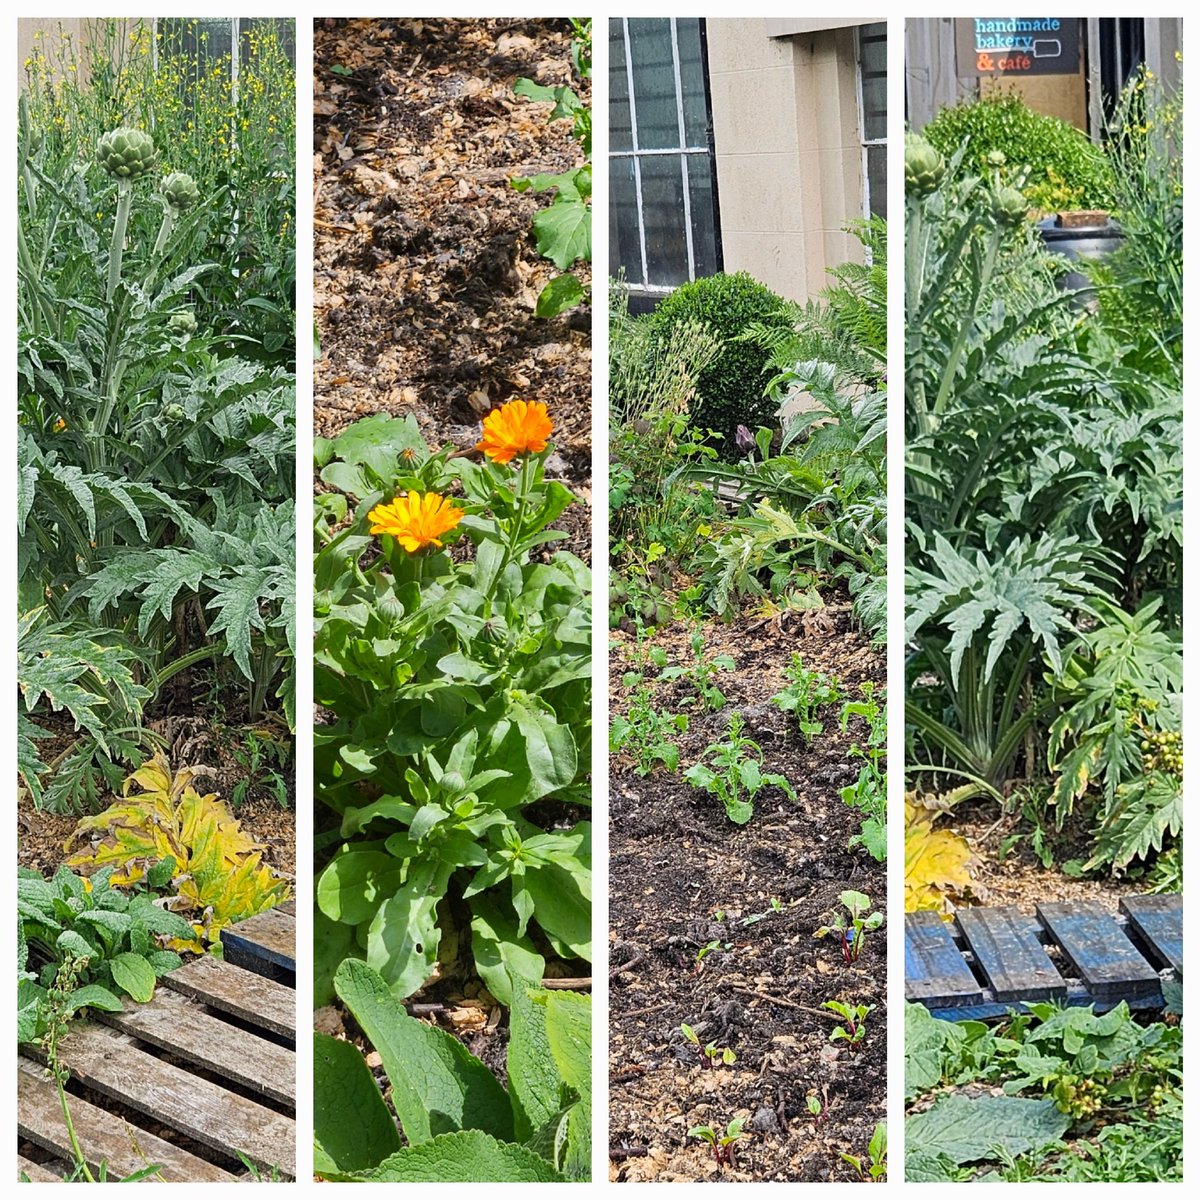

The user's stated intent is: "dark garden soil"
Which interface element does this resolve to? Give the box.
[313,17,592,561]
[933,798,1133,915]
[608,605,886,1182]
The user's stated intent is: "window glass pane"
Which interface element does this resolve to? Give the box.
[859,26,887,142]
[610,156,643,285]
[627,18,679,151]
[686,157,718,278]
[867,145,887,220]
[610,20,633,152]
[639,155,688,288]
[676,17,707,147]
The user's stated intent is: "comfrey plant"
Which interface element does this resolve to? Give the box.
[313,400,591,1005]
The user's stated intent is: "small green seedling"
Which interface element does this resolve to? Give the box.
[770,653,841,741]
[680,1023,736,1068]
[684,713,795,824]
[741,896,785,926]
[840,1121,886,1182]
[687,1118,746,1168]
[806,1084,830,1126]
[814,890,882,963]
[658,631,736,711]
[823,999,873,1048]
[696,939,732,963]
[610,672,688,775]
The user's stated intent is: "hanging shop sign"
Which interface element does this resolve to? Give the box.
[956,17,1081,76]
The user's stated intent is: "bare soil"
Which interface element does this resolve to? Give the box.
[608,606,887,1182]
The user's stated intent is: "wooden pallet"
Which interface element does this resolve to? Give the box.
[17,908,296,1182]
[906,894,1181,1021]
[222,900,296,985]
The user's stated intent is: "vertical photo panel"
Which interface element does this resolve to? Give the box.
[17,17,297,1181]
[608,17,888,1183]
[311,16,593,1183]
[903,15,1182,1183]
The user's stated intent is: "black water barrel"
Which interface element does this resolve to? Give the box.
[1036,213,1123,295]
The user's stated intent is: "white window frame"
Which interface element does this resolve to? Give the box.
[611,16,713,294]
[856,22,887,220]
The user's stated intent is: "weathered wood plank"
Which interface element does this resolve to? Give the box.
[904,911,984,1007]
[17,1057,238,1182]
[94,987,294,1106]
[1120,894,1182,974]
[162,955,295,1039]
[1037,901,1161,1000]
[17,1154,64,1182]
[222,905,296,979]
[52,1024,295,1177]
[956,906,1066,1002]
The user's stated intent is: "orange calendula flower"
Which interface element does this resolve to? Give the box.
[368,491,463,552]
[53,418,67,432]
[476,399,553,464]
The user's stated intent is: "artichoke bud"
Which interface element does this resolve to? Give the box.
[168,311,198,336]
[96,127,158,180]
[161,171,200,212]
[992,186,1027,228]
[162,403,187,423]
[904,136,945,197]
[986,149,1007,167]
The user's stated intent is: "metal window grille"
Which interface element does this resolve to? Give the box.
[856,22,887,220]
[609,16,719,297]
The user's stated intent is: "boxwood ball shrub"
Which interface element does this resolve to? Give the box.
[651,271,790,457]
[924,93,1114,213]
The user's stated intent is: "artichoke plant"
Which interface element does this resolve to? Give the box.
[992,187,1028,228]
[161,171,200,212]
[96,127,157,180]
[168,311,197,336]
[904,136,945,198]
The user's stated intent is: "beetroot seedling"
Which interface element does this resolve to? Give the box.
[840,1121,886,1181]
[680,1023,736,1067]
[687,1118,746,1168]
[823,999,873,1048]
[814,890,882,963]
[806,1084,831,1126]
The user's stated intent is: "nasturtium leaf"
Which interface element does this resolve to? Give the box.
[313,1031,401,1175]
[535,274,585,320]
[334,960,513,1145]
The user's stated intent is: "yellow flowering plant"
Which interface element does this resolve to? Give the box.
[313,409,591,1008]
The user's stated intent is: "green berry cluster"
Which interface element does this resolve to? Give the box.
[1141,728,1183,775]
[1052,1074,1105,1119]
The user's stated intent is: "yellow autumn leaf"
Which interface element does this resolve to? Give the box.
[64,750,290,953]
[904,799,976,913]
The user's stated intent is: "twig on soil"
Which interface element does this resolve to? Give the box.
[610,951,646,978]
[610,1065,647,1083]
[314,218,358,234]
[621,1000,671,1020]
[610,1146,649,1162]
[541,976,591,990]
[730,987,844,1021]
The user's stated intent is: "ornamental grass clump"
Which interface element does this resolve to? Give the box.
[313,403,591,1007]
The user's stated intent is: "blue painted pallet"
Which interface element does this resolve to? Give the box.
[905,895,1179,1022]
